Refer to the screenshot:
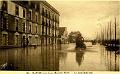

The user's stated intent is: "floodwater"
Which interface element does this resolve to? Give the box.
[0,42,119,71]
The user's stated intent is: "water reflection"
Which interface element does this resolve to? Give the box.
[101,46,119,71]
[0,43,120,71]
[41,45,59,71]
[75,51,84,66]
[0,45,59,71]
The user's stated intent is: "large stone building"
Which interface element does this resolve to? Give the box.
[0,1,59,48]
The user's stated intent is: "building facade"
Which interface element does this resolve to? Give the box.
[0,1,59,48]
[59,27,68,44]
[39,1,59,46]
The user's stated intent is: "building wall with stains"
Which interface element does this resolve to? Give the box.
[0,1,59,48]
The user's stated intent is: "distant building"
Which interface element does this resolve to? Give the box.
[0,1,59,48]
[58,27,68,44]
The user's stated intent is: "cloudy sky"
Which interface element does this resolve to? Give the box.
[46,0,119,39]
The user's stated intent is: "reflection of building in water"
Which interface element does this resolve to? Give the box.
[41,46,59,71]
[75,51,84,66]
[0,46,59,71]
[0,1,59,48]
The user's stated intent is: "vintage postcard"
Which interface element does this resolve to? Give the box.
[0,0,120,74]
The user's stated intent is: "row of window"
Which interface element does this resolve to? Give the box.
[42,7,59,23]
[42,21,58,29]
[1,1,59,36]
[1,1,26,18]
[22,1,59,23]
[41,26,58,36]
[42,17,59,29]
[1,1,59,26]
[1,13,8,30]
[0,33,58,46]
[1,2,36,21]
[0,12,58,37]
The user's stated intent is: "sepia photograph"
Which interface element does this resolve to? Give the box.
[0,0,120,72]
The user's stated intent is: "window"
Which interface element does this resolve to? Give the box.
[46,10,47,17]
[46,20,48,26]
[49,38,50,43]
[49,20,50,26]
[29,23,31,33]
[23,22,25,32]
[31,3,35,9]
[16,19,18,31]
[35,14,38,22]
[2,1,7,11]
[29,10,32,20]
[55,31,57,36]
[42,8,44,15]
[46,27,47,35]
[35,4,37,9]
[36,25,37,33]
[55,30,56,36]
[35,37,38,45]
[49,27,50,35]
[3,16,7,29]
[50,28,52,36]
[52,14,54,20]
[49,11,50,18]
[44,27,46,35]
[23,9,25,18]
[47,27,49,35]
[55,16,57,21]
[42,17,44,25]
[15,5,19,16]
[29,36,31,45]
[15,35,19,45]
[42,25,44,35]
[2,34,7,45]
[40,26,42,35]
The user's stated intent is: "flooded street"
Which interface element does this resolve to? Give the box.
[0,43,119,71]
[0,1,120,74]
[59,43,106,71]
